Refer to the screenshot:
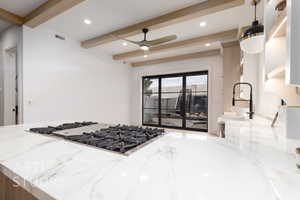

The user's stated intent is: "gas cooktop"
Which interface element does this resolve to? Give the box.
[29,122,164,155]
[29,121,98,134]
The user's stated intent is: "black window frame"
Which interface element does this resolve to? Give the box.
[142,70,209,132]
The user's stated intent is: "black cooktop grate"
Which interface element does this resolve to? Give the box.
[29,123,164,155]
[29,122,98,134]
[65,125,164,154]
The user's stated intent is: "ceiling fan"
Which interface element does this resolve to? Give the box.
[116,28,177,51]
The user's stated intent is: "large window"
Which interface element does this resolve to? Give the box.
[142,71,208,132]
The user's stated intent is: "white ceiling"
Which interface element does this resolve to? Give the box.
[90,5,250,57]
[0,0,48,33]
[90,0,263,60]
[0,20,10,33]
[1,0,263,63]
[37,0,263,60]
[0,0,48,16]
[39,0,207,41]
[123,43,221,63]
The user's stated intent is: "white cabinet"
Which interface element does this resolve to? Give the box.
[265,0,300,86]
[286,106,300,139]
[286,0,300,85]
[264,0,287,77]
[263,0,300,106]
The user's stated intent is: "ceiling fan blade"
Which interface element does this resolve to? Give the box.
[110,34,142,45]
[144,35,177,46]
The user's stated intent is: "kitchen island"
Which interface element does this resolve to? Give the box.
[0,119,300,200]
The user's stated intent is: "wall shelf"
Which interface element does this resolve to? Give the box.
[267,0,281,5]
[268,12,287,41]
[267,66,285,79]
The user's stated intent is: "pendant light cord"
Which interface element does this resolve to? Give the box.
[254,2,257,21]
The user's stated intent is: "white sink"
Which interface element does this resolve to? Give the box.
[218,113,247,122]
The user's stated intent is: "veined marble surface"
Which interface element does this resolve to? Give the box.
[0,120,299,200]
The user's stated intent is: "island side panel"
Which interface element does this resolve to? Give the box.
[0,172,4,200]
[0,172,38,200]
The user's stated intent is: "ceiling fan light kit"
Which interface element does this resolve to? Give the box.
[118,28,177,51]
[140,45,150,51]
[240,0,265,54]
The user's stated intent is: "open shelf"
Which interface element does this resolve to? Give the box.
[267,66,285,79]
[268,11,287,41]
[267,0,281,5]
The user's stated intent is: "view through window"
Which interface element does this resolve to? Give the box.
[143,71,208,132]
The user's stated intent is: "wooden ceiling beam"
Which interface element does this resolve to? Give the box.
[221,40,239,48]
[81,0,245,48]
[131,49,220,67]
[0,8,25,25]
[113,29,238,60]
[24,0,86,28]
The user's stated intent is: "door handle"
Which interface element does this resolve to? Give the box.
[12,106,18,114]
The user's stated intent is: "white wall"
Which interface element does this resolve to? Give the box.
[241,47,282,118]
[22,26,131,124]
[256,52,282,117]
[130,55,223,134]
[241,53,259,109]
[0,26,22,126]
[222,43,241,112]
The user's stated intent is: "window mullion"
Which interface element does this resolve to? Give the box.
[158,77,162,126]
[182,76,186,129]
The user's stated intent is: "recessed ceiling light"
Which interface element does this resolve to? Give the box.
[139,174,149,182]
[84,19,92,25]
[144,55,148,58]
[122,42,128,46]
[205,43,211,47]
[140,45,150,51]
[120,172,127,177]
[200,21,207,27]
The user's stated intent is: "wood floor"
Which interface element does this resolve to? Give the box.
[0,172,38,200]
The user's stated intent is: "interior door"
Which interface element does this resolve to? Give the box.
[5,48,18,125]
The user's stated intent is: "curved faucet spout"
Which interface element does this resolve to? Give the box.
[232,82,254,119]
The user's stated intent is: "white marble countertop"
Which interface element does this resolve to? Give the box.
[0,120,300,200]
[219,114,300,200]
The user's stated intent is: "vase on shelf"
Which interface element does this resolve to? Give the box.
[297,148,300,169]
[275,0,286,17]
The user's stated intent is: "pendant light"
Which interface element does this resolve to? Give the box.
[240,0,264,54]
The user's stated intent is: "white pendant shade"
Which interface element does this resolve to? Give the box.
[239,0,265,54]
[140,45,150,51]
[240,35,265,54]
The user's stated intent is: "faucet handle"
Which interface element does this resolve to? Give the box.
[246,111,254,119]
